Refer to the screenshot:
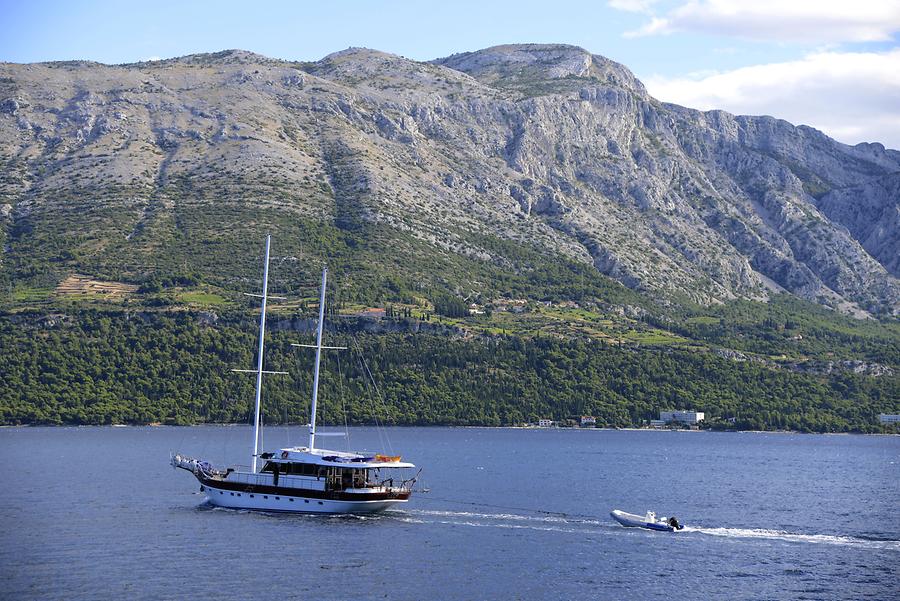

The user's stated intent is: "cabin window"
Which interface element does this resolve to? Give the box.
[328,467,367,489]
[260,461,275,473]
[353,469,367,488]
[281,463,319,476]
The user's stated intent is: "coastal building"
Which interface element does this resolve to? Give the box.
[879,414,900,424]
[659,411,705,424]
[537,419,554,428]
[580,416,597,427]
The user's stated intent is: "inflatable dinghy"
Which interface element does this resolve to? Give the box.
[611,509,684,531]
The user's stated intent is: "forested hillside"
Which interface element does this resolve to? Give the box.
[1,45,898,432]
[1,308,896,432]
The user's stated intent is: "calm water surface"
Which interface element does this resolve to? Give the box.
[1,426,898,600]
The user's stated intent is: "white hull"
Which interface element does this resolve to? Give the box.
[201,481,407,514]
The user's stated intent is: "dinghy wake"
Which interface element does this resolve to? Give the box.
[683,526,900,551]
[391,508,900,552]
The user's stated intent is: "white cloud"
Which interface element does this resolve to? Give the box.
[644,49,900,149]
[607,0,659,14]
[621,0,900,43]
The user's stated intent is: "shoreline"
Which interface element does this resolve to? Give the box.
[1,423,897,436]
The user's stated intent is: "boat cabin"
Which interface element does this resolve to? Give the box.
[253,447,416,492]
[260,460,373,490]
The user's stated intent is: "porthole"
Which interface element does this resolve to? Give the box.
[264,495,268,499]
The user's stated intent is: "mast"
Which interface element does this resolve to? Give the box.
[251,235,272,473]
[308,266,327,451]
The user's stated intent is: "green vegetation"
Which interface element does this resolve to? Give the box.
[3,202,645,312]
[10,287,54,303]
[0,310,896,432]
[661,295,900,365]
[2,199,898,434]
[178,291,228,306]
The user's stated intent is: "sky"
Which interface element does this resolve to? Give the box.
[1,0,899,148]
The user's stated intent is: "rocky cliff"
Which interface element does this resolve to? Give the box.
[1,44,897,314]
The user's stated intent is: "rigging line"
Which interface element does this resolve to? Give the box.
[336,346,351,452]
[358,340,391,455]
[348,338,382,450]
[281,378,290,446]
[351,341,386,453]
[352,336,395,455]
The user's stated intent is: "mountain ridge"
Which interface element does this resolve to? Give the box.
[1,44,897,316]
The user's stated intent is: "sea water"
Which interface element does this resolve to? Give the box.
[1,426,897,600]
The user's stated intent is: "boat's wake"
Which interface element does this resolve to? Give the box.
[684,526,900,551]
[398,508,613,535]
[413,509,604,526]
[397,509,900,551]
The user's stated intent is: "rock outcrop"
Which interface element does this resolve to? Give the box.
[1,44,897,314]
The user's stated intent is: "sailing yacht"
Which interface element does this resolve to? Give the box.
[171,236,418,514]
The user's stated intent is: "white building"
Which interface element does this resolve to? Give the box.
[660,411,705,424]
[580,416,597,427]
[879,414,900,424]
[537,419,554,428]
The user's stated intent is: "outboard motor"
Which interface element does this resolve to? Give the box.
[669,516,683,530]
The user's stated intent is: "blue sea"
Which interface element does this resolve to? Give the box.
[1,426,898,600]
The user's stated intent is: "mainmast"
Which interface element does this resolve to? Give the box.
[250,235,271,473]
[308,266,328,450]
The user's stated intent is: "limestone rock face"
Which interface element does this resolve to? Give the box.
[1,44,898,314]
[815,172,900,278]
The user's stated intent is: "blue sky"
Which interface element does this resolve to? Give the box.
[1,0,899,147]
[0,1,828,72]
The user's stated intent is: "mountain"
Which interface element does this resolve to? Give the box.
[1,44,898,315]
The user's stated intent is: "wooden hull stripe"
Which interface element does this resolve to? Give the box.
[196,474,411,502]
